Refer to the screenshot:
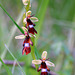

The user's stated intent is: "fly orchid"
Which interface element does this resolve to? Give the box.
[22,31,33,55]
[32,51,55,75]
[23,11,38,35]
[15,27,35,55]
[23,11,38,24]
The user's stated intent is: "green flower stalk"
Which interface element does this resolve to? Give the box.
[13,0,38,60]
[18,1,39,72]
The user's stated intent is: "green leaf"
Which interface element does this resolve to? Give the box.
[4,44,26,75]
[0,58,12,75]
[63,43,70,55]
[0,4,24,34]
[31,37,36,60]
[35,0,49,45]
[0,8,25,68]
[23,13,26,27]
[30,38,38,71]
[34,46,41,59]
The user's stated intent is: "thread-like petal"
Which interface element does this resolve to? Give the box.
[45,61,55,67]
[22,27,28,31]
[15,35,25,39]
[32,60,42,64]
[30,17,38,22]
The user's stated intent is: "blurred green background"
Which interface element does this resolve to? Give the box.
[0,0,75,75]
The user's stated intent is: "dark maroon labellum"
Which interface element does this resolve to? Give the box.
[22,35,33,55]
[37,62,50,75]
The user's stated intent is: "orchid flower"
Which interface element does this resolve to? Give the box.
[23,11,38,35]
[32,51,55,75]
[23,11,38,24]
[15,27,35,55]
[22,31,33,55]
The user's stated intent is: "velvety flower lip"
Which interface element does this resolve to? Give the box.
[22,33,33,55]
[15,11,37,55]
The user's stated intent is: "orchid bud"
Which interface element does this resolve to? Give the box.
[30,17,38,22]
[22,0,28,5]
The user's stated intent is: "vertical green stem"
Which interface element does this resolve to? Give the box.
[31,37,36,59]
[25,0,30,12]
[25,0,36,60]
[0,58,12,75]
[24,0,38,71]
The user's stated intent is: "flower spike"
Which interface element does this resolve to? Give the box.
[15,0,38,56]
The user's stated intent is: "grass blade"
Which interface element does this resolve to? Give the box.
[0,58,12,75]
[0,4,24,34]
[35,0,49,45]
[0,8,25,68]
[34,46,41,59]
[4,44,26,75]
